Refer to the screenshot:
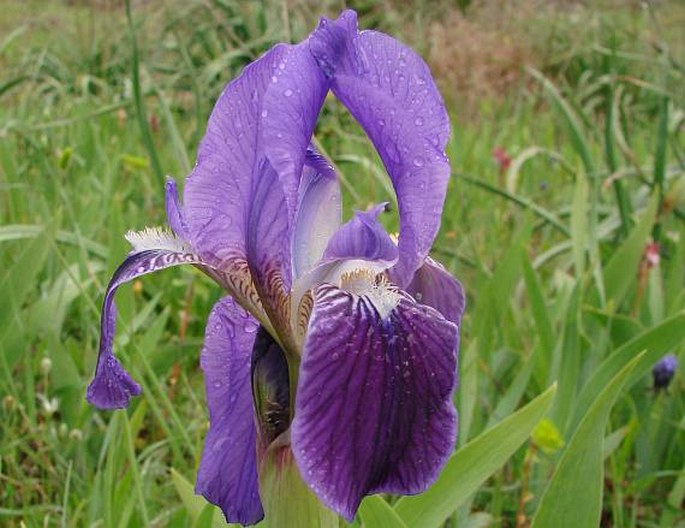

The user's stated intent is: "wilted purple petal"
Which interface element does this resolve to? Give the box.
[322,204,397,265]
[87,249,202,409]
[310,10,451,287]
[262,45,329,217]
[404,256,465,326]
[196,297,264,525]
[165,178,189,241]
[292,283,458,520]
[292,149,341,279]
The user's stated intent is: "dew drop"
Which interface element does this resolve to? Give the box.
[283,89,293,97]
[261,109,268,118]
[413,157,424,167]
[415,116,424,126]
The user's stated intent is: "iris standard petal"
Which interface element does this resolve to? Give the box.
[183,46,289,276]
[405,256,465,326]
[86,248,202,409]
[309,10,451,287]
[196,297,264,525]
[262,44,329,217]
[292,149,342,279]
[291,283,458,520]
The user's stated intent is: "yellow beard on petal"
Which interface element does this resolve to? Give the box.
[340,268,401,319]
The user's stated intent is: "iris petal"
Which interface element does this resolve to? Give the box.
[165,178,189,241]
[291,283,458,520]
[262,45,329,217]
[86,249,202,409]
[322,204,397,264]
[310,10,451,287]
[290,204,397,340]
[405,256,465,326]
[292,150,341,279]
[196,297,264,525]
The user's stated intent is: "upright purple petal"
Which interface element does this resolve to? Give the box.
[183,44,289,270]
[262,45,329,217]
[292,149,342,279]
[183,43,328,344]
[196,297,264,525]
[405,256,465,326]
[309,10,451,286]
[291,283,458,520]
[87,249,202,409]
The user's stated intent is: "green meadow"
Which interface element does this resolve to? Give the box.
[1,1,683,526]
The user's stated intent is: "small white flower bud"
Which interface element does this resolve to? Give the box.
[40,357,53,375]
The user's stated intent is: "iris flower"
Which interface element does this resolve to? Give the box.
[87,9,464,525]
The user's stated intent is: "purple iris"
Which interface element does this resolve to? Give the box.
[86,10,464,525]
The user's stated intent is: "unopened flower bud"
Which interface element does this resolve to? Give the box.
[40,357,52,375]
[653,354,678,391]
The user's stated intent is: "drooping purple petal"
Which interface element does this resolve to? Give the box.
[165,177,189,241]
[309,10,451,287]
[196,297,264,525]
[322,203,397,265]
[405,256,465,326]
[291,283,458,520]
[262,45,329,217]
[292,149,341,279]
[87,249,202,409]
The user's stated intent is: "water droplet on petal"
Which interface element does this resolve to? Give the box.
[415,117,424,126]
[283,89,293,97]
[413,157,424,167]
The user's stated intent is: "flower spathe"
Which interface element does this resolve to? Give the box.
[87,9,464,526]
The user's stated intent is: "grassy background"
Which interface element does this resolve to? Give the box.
[1,0,684,526]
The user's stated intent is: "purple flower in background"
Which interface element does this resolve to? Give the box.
[87,9,464,525]
[652,354,677,391]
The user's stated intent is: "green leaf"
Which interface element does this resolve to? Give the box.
[531,352,644,528]
[394,384,557,528]
[527,67,594,175]
[359,496,407,528]
[602,194,659,308]
[571,311,685,430]
[171,469,226,528]
[570,174,589,276]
